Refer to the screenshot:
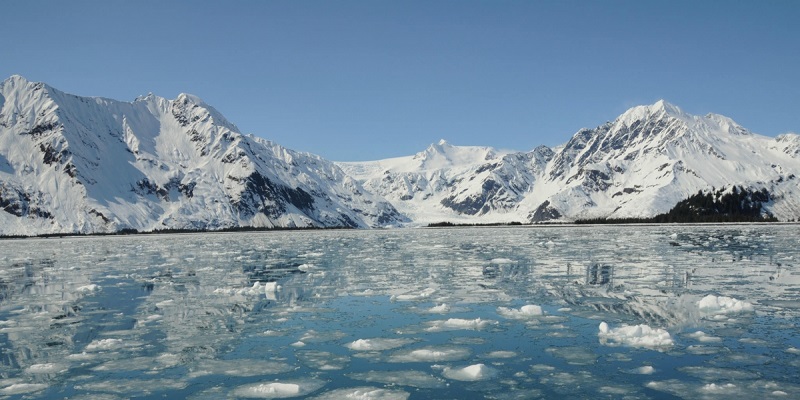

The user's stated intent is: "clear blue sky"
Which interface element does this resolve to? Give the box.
[2,1,798,161]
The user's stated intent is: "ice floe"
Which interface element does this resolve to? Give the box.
[425,318,497,332]
[598,322,673,349]
[85,338,126,351]
[0,383,48,395]
[441,363,496,381]
[297,350,350,370]
[345,338,415,351]
[697,295,754,314]
[686,330,723,343]
[388,346,471,363]
[347,370,446,389]
[497,304,543,319]
[310,387,410,400]
[24,363,68,374]
[232,379,326,398]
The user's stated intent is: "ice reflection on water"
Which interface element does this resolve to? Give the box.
[0,225,798,399]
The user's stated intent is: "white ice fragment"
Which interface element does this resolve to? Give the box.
[391,288,436,301]
[76,284,99,293]
[347,370,446,389]
[700,383,737,393]
[686,331,722,343]
[0,383,48,395]
[311,386,410,400]
[389,346,470,363]
[155,299,174,307]
[442,363,495,381]
[628,365,655,375]
[427,304,450,313]
[426,318,496,332]
[497,304,543,319]
[25,363,67,374]
[786,347,800,355]
[291,341,306,348]
[484,350,517,359]
[232,379,325,398]
[85,338,124,351]
[697,295,754,314]
[345,338,415,351]
[598,322,673,349]
[489,258,515,264]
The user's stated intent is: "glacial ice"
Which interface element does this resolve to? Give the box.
[232,380,325,398]
[697,295,754,314]
[345,338,415,351]
[441,363,495,381]
[310,387,410,400]
[598,322,673,349]
[497,304,544,319]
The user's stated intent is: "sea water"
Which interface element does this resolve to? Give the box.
[0,225,798,399]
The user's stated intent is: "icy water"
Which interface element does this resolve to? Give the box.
[0,226,799,399]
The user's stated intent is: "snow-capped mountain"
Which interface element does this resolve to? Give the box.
[0,75,405,236]
[340,100,800,223]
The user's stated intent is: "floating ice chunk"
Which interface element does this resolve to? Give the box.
[388,346,471,363]
[686,331,722,343]
[786,347,800,355]
[76,284,99,293]
[189,359,294,378]
[598,322,673,349]
[0,383,48,395]
[155,299,174,307]
[497,304,543,319]
[297,350,350,371]
[442,363,495,381]
[489,258,515,264]
[291,341,306,347]
[297,263,315,272]
[697,295,754,314]
[25,363,67,374]
[391,288,436,301]
[700,383,737,394]
[426,318,497,332]
[347,370,446,389]
[85,338,125,351]
[545,347,597,365]
[427,304,450,313]
[232,379,325,398]
[345,338,415,351]
[310,386,410,400]
[627,365,655,375]
[484,350,517,359]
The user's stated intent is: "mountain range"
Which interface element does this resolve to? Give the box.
[1,75,798,236]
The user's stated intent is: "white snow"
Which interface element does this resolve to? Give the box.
[598,322,673,349]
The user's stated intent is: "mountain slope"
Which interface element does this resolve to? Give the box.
[0,76,406,236]
[341,101,800,223]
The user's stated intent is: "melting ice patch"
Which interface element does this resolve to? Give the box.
[388,346,471,363]
[0,383,49,395]
[497,304,544,319]
[598,322,673,349]
[345,338,415,351]
[24,363,68,374]
[441,363,496,381]
[310,386,410,400]
[297,350,350,371]
[232,379,326,398]
[425,318,497,332]
[686,331,722,343]
[390,288,436,301]
[347,370,446,389]
[697,295,754,314]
